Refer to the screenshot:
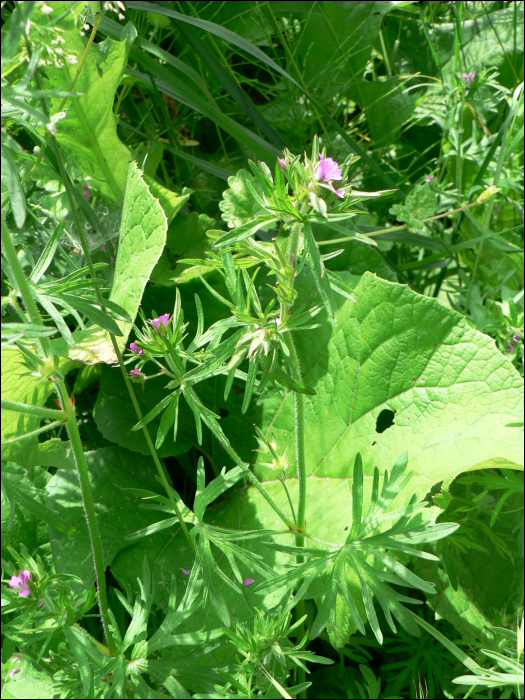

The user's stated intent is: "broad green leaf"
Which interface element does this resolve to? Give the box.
[93,367,193,458]
[45,446,177,588]
[143,174,190,224]
[1,347,55,463]
[348,76,417,145]
[6,439,76,471]
[210,271,523,644]
[272,1,396,101]
[414,484,524,641]
[256,271,523,488]
[39,2,133,204]
[59,162,168,364]
[0,655,55,699]
[450,6,524,85]
[152,212,216,286]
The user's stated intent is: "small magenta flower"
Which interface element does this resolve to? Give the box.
[243,577,255,586]
[509,344,515,354]
[512,335,519,343]
[149,313,170,329]
[38,601,44,607]
[100,243,106,252]
[278,157,287,169]
[425,174,434,182]
[182,568,190,575]
[462,69,476,84]
[129,341,143,355]
[317,155,342,182]
[316,155,345,198]
[9,569,31,597]
[130,368,142,376]
[9,668,20,677]
[82,183,90,198]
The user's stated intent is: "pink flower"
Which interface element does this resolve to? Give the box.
[148,313,170,329]
[316,155,345,198]
[243,577,255,586]
[182,568,190,575]
[82,183,90,198]
[130,368,141,376]
[9,668,20,677]
[462,70,476,84]
[38,601,44,607]
[509,344,514,354]
[129,341,143,354]
[425,174,434,182]
[512,335,519,343]
[9,569,31,597]
[100,243,106,252]
[316,155,342,182]
[278,157,287,169]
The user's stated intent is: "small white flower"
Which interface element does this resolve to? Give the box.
[67,54,78,64]
[41,3,53,15]
[45,121,57,136]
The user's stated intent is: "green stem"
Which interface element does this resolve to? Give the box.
[212,427,296,531]
[2,208,117,656]
[316,200,483,246]
[2,419,64,446]
[55,378,118,657]
[283,336,307,546]
[112,338,196,554]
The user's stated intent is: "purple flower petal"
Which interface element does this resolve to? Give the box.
[243,577,255,586]
[38,601,44,607]
[13,657,20,663]
[148,313,170,329]
[333,187,345,198]
[9,668,20,677]
[470,69,476,81]
[82,184,91,198]
[18,587,30,597]
[278,157,287,169]
[512,335,519,343]
[509,344,514,354]
[100,243,106,252]
[130,368,142,376]
[9,569,31,590]
[129,341,143,354]
[425,175,434,182]
[316,155,342,183]
[182,568,190,575]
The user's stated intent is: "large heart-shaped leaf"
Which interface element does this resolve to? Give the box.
[254,271,523,491]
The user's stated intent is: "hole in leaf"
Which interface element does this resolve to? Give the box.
[219,407,229,418]
[375,409,395,434]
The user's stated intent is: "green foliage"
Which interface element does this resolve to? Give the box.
[1,1,523,698]
[389,183,438,233]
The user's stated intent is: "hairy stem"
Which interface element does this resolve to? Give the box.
[55,379,117,656]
